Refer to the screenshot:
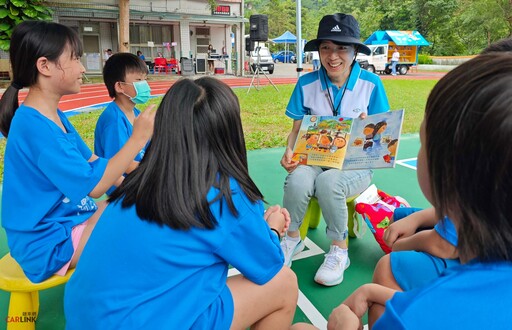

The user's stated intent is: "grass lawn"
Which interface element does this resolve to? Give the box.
[0,79,438,179]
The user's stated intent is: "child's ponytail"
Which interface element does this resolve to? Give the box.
[0,82,22,137]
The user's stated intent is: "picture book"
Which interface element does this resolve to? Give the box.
[291,109,404,170]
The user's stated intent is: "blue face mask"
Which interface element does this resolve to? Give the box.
[123,80,151,104]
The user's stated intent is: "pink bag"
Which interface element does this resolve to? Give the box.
[355,186,409,254]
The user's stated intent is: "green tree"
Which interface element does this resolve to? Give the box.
[453,0,508,54]
[496,0,512,36]
[0,0,52,51]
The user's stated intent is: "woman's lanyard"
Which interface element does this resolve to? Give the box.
[322,66,352,116]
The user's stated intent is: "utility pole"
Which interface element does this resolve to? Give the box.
[119,0,130,52]
[296,0,303,78]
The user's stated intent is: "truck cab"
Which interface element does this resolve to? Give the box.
[357,45,388,74]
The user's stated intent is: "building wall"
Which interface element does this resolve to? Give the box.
[43,0,245,75]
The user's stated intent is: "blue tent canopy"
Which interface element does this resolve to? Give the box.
[272,30,297,43]
[364,30,429,46]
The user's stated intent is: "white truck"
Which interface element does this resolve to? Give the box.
[356,44,416,75]
[356,30,429,75]
[249,46,274,74]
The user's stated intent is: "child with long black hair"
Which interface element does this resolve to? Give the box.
[64,77,312,329]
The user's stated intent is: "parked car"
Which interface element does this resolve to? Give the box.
[249,46,274,74]
[272,51,295,63]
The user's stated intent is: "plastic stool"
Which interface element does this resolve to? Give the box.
[0,253,74,330]
[299,195,360,240]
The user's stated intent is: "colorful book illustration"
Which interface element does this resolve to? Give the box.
[292,109,404,170]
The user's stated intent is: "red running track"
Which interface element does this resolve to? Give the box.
[7,71,445,112]
[10,77,298,111]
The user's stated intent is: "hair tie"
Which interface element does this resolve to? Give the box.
[11,81,23,90]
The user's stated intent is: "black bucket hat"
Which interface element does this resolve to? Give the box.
[304,13,371,55]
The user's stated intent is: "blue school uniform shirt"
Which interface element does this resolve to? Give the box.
[434,217,458,246]
[374,261,512,329]
[94,101,146,195]
[286,63,390,119]
[64,178,284,329]
[2,104,108,283]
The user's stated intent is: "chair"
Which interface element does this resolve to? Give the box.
[0,253,75,330]
[153,57,168,74]
[299,195,361,241]
[167,58,179,74]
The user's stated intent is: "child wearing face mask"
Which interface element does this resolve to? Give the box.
[95,53,153,195]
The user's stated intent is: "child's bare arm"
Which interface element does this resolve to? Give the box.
[342,283,397,320]
[89,105,156,197]
[384,207,437,247]
[392,229,458,259]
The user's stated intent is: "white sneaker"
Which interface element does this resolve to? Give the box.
[280,236,305,267]
[314,245,350,286]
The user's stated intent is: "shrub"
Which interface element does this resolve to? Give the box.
[418,54,433,64]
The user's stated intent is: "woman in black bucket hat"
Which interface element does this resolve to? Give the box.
[280,13,390,287]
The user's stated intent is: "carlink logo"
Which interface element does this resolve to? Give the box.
[6,312,37,324]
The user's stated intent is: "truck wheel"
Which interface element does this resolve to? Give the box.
[269,68,274,74]
[367,65,375,73]
[384,68,391,74]
[398,65,409,75]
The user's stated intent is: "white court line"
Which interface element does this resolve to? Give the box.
[396,157,417,170]
[298,290,327,329]
[228,237,328,328]
[293,237,325,260]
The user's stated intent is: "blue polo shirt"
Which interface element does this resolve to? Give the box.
[2,104,108,283]
[64,178,284,329]
[375,261,512,329]
[94,101,147,195]
[286,62,390,119]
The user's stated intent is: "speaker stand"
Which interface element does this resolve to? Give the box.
[247,47,279,94]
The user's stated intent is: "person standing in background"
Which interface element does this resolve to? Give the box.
[104,49,113,61]
[136,50,145,61]
[311,51,320,70]
[207,44,215,74]
[391,47,400,76]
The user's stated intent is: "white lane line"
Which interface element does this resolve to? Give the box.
[298,290,328,329]
[227,237,327,328]
[396,157,417,170]
[293,237,324,261]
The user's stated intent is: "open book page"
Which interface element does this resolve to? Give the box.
[343,109,405,170]
[292,115,353,169]
[292,110,404,170]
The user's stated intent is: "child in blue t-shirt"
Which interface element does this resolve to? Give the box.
[64,77,317,329]
[327,52,512,329]
[366,207,459,326]
[94,52,151,195]
[0,21,155,283]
